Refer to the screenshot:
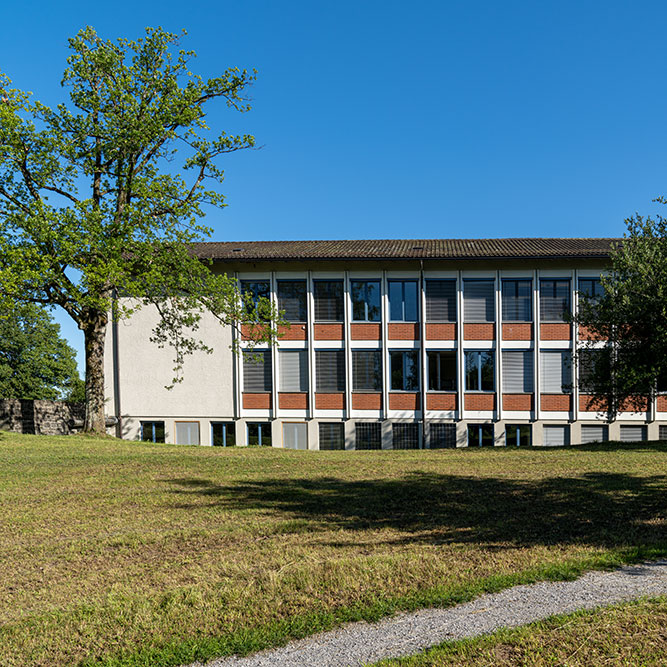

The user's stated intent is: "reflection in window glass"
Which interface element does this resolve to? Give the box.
[464,351,494,391]
[389,280,418,321]
[390,350,419,391]
[247,422,272,446]
[351,280,381,321]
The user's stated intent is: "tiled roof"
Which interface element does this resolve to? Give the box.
[193,238,619,261]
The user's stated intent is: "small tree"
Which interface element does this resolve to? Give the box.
[575,212,667,419]
[0,303,81,400]
[0,27,279,433]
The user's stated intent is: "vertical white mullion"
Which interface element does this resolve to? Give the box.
[534,269,540,422]
[420,269,426,448]
[496,269,502,420]
[382,270,389,418]
[270,271,278,421]
[307,271,315,420]
[572,268,579,424]
[457,271,464,418]
[234,271,242,421]
[344,271,352,420]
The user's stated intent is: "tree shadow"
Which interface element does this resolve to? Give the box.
[164,470,667,549]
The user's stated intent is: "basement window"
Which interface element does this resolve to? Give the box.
[140,421,165,443]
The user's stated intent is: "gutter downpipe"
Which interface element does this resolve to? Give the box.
[111,290,122,439]
[420,260,426,449]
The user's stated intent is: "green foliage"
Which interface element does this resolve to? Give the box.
[0,303,81,400]
[0,27,280,427]
[575,211,667,417]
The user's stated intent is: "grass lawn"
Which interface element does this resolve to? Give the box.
[375,596,667,666]
[0,433,665,666]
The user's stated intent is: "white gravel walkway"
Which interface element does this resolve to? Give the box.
[193,560,667,667]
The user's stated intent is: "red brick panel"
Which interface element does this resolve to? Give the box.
[464,393,496,411]
[314,323,344,340]
[540,394,572,411]
[388,393,420,410]
[579,394,606,412]
[278,324,307,341]
[388,323,420,340]
[279,393,308,410]
[502,394,533,411]
[243,393,272,410]
[241,323,270,341]
[352,393,382,410]
[426,393,457,411]
[426,323,457,340]
[657,396,667,412]
[540,323,571,340]
[464,323,495,340]
[351,323,382,340]
[618,396,649,412]
[502,323,533,341]
[315,393,345,410]
[578,325,605,341]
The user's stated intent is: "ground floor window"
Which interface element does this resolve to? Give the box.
[505,424,531,447]
[543,424,569,447]
[140,420,165,443]
[175,421,200,445]
[660,425,667,440]
[429,423,456,448]
[319,423,345,450]
[247,422,272,446]
[467,423,494,447]
[356,422,382,450]
[580,424,608,444]
[392,423,419,449]
[211,422,236,446]
[619,425,647,442]
[283,422,308,450]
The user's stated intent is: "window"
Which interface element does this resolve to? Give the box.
[501,350,533,393]
[243,350,272,392]
[247,422,271,446]
[425,280,456,322]
[619,425,647,442]
[578,277,604,302]
[389,280,418,321]
[577,348,601,392]
[313,280,343,321]
[240,280,270,320]
[467,424,494,447]
[540,351,571,394]
[505,424,531,447]
[464,280,495,322]
[140,421,165,443]
[427,351,456,391]
[502,279,532,321]
[279,350,308,392]
[659,425,667,441]
[464,351,494,391]
[351,280,381,322]
[429,423,456,448]
[277,280,307,322]
[390,350,419,391]
[543,425,569,447]
[283,422,308,450]
[319,423,345,450]
[540,279,570,322]
[581,424,608,444]
[315,350,345,392]
[352,350,382,391]
[175,421,200,445]
[355,422,382,450]
[392,423,419,449]
[211,422,235,446]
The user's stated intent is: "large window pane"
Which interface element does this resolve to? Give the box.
[319,423,345,450]
[392,423,419,449]
[140,420,165,443]
[389,280,418,321]
[175,421,200,445]
[465,350,494,391]
[502,279,532,321]
[540,279,570,322]
[464,280,495,322]
[540,351,572,393]
[277,281,307,322]
[352,349,382,391]
[313,280,343,321]
[427,351,456,391]
[243,350,272,392]
[425,280,456,322]
[390,350,419,390]
[467,424,494,447]
[351,280,381,322]
[355,422,381,450]
[279,350,308,392]
[315,349,345,392]
[211,422,235,446]
[283,423,308,450]
[247,422,271,446]
[240,280,270,321]
[501,350,534,393]
[505,424,531,446]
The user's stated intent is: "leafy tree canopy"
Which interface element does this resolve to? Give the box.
[0,27,279,432]
[0,303,81,401]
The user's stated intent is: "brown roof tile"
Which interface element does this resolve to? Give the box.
[192,238,619,261]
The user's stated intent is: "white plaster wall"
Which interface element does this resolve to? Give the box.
[104,302,235,423]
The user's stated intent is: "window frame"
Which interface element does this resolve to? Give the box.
[140,420,165,443]
[242,349,273,393]
[315,349,346,392]
[388,279,419,322]
[278,349,308,393]
[175,420,200,446]
[427,350,457,392]
[319,422,345,450]
[501,279,532,322]
[539,278,571,322]
[424,279,457,322]
[463,279,495,323]
[350,279,382,322]
[247,422,272,446]
[276,280,307,323]
[240,280,271,322]
[313,280,344,322]
[389,349,420,391]
[464,350,495,392]
[505,424,532,447]
[467,423,494,447]
[352,349,382,392]
[211,421,236,447]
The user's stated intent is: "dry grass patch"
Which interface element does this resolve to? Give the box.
[0,433,665,666]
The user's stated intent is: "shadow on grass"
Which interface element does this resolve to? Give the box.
[165,468,667,549]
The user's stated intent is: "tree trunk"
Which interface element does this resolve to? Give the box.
[83,311,109,434]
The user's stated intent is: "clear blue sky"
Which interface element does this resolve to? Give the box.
[3,1,667,370]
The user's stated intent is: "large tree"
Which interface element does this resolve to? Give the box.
[0,303,81,400]
[0,27,278,433]
[575,212,667,419]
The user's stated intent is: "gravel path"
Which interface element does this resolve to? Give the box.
[193,560,667,667]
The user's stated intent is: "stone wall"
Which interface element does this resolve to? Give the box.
[0,399,85,436]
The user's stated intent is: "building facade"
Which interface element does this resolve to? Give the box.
[104,238,667,449]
